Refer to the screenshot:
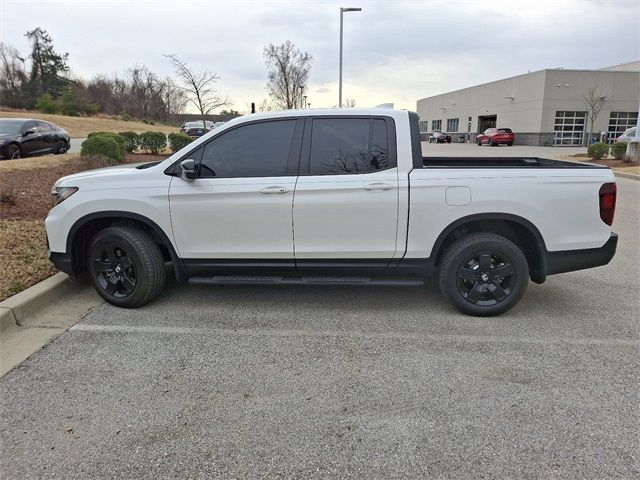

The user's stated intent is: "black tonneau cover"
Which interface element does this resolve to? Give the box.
[421,157,608,169]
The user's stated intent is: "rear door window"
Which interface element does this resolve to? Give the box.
[37,121,52,132]
[309,118,393,175]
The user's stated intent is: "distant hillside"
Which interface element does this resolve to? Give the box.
[0,110,178,137]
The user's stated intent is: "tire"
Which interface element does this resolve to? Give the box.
[6,144,21,159]
[88,226,166,308]
[55,140,68,154]
[438,233,529,316]
[507,142,513,146]
[490,140,497,146]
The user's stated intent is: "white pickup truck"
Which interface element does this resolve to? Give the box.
[46,109,618,316]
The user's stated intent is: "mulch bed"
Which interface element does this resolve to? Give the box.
[0,154,169,221]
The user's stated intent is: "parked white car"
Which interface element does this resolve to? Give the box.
[616,126,637,142]
[46,109,618,316]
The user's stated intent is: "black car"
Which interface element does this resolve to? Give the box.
[0,118,71,160]
[428,132,452,143]
[181,121,211,138]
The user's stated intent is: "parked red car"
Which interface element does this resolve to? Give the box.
[477,128,515,146]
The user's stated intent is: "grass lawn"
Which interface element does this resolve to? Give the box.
[0,109,178,137]
[0,220,56,301]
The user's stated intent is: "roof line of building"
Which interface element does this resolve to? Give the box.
[418,65,639,102]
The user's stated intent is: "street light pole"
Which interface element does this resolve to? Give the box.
[339,7,361,108]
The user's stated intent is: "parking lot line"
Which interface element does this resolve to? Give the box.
[71,323,639,347]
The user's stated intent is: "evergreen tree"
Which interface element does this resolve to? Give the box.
[25,28,69,103]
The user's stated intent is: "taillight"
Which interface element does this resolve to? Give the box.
[599,182,616,226]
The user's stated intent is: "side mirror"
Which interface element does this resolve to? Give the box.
[23,129,36,137]
[179,159,197,181]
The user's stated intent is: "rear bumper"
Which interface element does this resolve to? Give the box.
[48,250,74,278]
[546,233,618,276]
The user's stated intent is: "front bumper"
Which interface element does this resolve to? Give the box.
[546,233,618,276]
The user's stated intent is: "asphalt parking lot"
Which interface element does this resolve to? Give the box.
[1,177,638,479]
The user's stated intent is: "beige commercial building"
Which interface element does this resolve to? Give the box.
[416,61,640,146]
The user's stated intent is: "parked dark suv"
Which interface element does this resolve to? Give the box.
[0,118,70,159]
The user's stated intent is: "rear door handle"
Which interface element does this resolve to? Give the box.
[260,186,288,194]
[363,183,393,191]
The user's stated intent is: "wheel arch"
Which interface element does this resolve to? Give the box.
[430,213,548,283]
[66,211,188,282]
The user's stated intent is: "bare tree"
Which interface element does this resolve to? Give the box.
[164,54,229,128]
[583,86,608,146]
[0,42,27,108]
[263,41,312,110]
[344,98,356,108]
[161,77,187,120]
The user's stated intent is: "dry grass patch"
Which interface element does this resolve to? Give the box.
[0,152,80,172]
[0,110,178,137]
[0,220,56,301]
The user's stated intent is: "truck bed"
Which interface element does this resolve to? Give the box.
[421,157,608,169]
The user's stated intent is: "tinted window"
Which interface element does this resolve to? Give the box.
[37,121,52,132]
[497,128,512,133]
[23,121,37,133]
[200,120,295,178]
[309,118,392,175]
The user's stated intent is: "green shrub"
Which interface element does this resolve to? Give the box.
[80,135,124,165]
[35,94,59,114]
[138,131,167,154]
[118,131,140,152]
[610,141,628,160]
[587,142,609,160]
[168,132,194,152]
[86,132,126,156]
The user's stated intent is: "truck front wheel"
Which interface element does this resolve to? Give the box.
[88,226,166,308]
[438,233,528,316]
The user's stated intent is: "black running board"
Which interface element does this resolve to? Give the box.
[188,276,425,286]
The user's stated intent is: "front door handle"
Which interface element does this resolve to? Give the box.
[363,183,393,191]
[260,186,288,194]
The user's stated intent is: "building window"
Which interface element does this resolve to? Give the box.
[446,118,459,132]
[431,120,442,132]
[553,111,586,146]
[608,112,638,144]
[419,120,429,133]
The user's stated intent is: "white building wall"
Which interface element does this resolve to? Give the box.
[541,70,640,135]
[417,66,639,145]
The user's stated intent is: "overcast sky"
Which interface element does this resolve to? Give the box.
[1,0,638,113]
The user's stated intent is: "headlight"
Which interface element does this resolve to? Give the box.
[51,186,78,206]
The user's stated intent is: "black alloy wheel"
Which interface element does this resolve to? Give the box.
[88,226,166,308]
[55,141,68,154]
[93,243,137,298]
[7,144,21,159]
[439,233,529,316]
[456,251,515,306]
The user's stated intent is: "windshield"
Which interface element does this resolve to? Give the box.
[0,120,24,135]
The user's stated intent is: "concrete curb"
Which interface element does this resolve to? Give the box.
[614,171,640,181]
[0,273,73,330]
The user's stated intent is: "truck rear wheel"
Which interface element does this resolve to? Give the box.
[438,233,528,316]
[88,226,166,308]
